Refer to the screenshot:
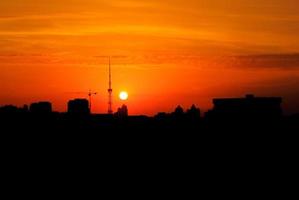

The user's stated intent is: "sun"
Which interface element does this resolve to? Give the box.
[119,91,128,100]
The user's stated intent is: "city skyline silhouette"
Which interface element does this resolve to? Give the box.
[2,2,299,188]
[1,93,298,134]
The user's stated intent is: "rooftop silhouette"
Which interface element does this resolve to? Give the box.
[206,94,283,120]
[68,99,90,115]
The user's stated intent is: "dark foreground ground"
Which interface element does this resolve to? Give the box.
[1,112,298,144]
[1,112,297,195]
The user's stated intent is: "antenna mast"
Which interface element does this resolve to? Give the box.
[108,57,113,114]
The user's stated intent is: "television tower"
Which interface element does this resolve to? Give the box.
[108,57,113,114]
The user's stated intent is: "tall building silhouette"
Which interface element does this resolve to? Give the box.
[68,99,90,115]
[212,94,282,119]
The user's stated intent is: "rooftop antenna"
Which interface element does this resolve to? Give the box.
[108,57,113,114]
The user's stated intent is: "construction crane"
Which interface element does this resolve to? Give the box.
[108,57,113,114]
[88,90,98,112]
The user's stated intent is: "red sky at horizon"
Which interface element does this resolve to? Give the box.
[1,0,299,115]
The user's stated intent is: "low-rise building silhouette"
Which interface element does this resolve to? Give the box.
[68,99,90,115]
[210,94,282,119]
[0,105,19,113]
[30,102,52,114]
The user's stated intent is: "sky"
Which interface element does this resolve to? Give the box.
[1,0,299,115]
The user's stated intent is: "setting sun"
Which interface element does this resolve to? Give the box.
[119,91,129,101]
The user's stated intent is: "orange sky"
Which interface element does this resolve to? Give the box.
[1,0,299,115]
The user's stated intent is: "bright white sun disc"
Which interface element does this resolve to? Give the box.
[119,91,128,100]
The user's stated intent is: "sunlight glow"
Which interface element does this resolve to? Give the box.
[119,91,128,101]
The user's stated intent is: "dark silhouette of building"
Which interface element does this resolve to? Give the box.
[154,105,201,126]
[3,94,298,136]
[115,104,128,118]
[173,105,184,116]
[68,99,90,115]
[29,102,52,114]
[0,105,19,113]
[186,104,201,121]
[22,104,29,112]
[210,94,282,119]
[155,112,168,119]
[0,104,28,115]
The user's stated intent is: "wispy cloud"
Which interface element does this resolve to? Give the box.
[234,54,299,69]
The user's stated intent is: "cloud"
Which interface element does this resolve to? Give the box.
[233,54,299,69]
